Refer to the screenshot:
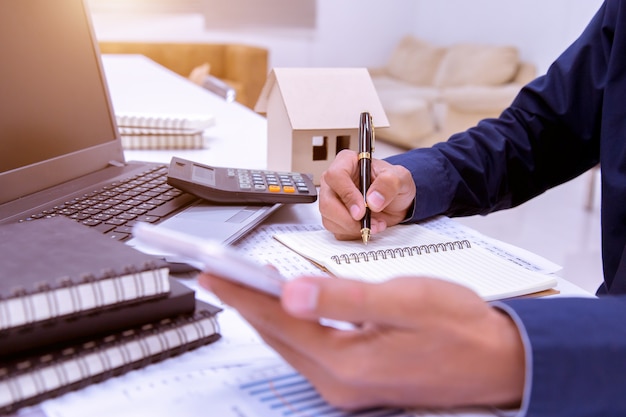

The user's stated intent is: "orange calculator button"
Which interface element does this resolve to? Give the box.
[268,185,281,193]
[283,186,296,193]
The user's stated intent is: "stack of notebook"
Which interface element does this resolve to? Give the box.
[115,112,215,150]
[0,217,222,414]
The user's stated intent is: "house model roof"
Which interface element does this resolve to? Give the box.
[255,67,389,130]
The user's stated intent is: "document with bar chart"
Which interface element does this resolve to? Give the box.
[234,363,412,417]
[42,357,498,417]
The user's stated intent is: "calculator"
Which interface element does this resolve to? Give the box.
[167,157,318,204]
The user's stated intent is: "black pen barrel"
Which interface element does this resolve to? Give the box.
[358,112,373,243]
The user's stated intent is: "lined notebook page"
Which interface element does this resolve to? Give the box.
[273,224,557,301]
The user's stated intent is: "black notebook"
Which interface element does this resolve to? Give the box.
[0,278,196,357]
[0,299,222,414]
[0,217,170,332]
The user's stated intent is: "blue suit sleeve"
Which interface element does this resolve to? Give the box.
[495,297,626,417]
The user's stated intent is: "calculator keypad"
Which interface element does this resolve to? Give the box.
[229,169,310,194]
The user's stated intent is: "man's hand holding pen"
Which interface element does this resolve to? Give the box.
[318,139,416,242]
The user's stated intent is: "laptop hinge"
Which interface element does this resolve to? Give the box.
[108,160,125,168]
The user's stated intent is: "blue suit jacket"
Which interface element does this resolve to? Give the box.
[386,1,626,415]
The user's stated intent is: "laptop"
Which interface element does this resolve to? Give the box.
[0,0,279,267]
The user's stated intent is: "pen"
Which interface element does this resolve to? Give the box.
[358,111,374,244]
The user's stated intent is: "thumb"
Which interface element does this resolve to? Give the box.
[281,276,385,323]
[281,276,486,326]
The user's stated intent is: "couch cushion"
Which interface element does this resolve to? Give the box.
[375,97,436,148]
[371,75,441,102]
[386,36,445,86]
[513,61,537,85]
[434,44,519,88]
[441,85,521,112]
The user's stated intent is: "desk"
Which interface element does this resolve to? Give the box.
[102,54,269,169]
[30,55,591,417]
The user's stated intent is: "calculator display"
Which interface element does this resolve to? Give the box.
[191,164,216,187]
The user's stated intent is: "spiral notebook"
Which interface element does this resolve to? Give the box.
[0,299,221,414]
[115,112,215,134]
[115,112,214,149]
[119,131,207,150]
[274,224,558,301]
[0,216,170,332]
[0,278,196,357]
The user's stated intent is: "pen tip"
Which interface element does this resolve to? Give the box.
[361,228,370,245]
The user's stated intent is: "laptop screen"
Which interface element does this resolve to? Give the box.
[0,0,123,204]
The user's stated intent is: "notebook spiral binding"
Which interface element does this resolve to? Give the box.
[0,305,221,414]
[330,239,472,265]
[0,261,169,332]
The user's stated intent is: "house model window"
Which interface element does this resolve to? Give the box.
[312,135,351,162]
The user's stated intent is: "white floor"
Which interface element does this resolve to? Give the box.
[376,141,604,295]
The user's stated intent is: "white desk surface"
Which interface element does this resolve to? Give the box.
[32,54,592,417]
[102,54,269,170]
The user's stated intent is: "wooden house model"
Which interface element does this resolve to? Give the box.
[255,67,388,184]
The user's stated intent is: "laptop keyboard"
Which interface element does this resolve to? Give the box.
[22,165,197,241]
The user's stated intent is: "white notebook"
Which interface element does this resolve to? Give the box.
[115,112,215,133]
[274,223,557,301]
[115,112,215,149]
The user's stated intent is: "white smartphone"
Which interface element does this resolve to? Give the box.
[132,222,285,297]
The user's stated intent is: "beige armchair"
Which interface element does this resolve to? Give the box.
[369,36,536,148]
[98,41,269,109]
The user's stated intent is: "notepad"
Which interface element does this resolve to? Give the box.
[115,112,215,132]
[273,223,557,301]
[115,112,215,149]
[0,217,170,332]
[0,299,221,415]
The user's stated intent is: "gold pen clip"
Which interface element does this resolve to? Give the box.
[371,115,375,153]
